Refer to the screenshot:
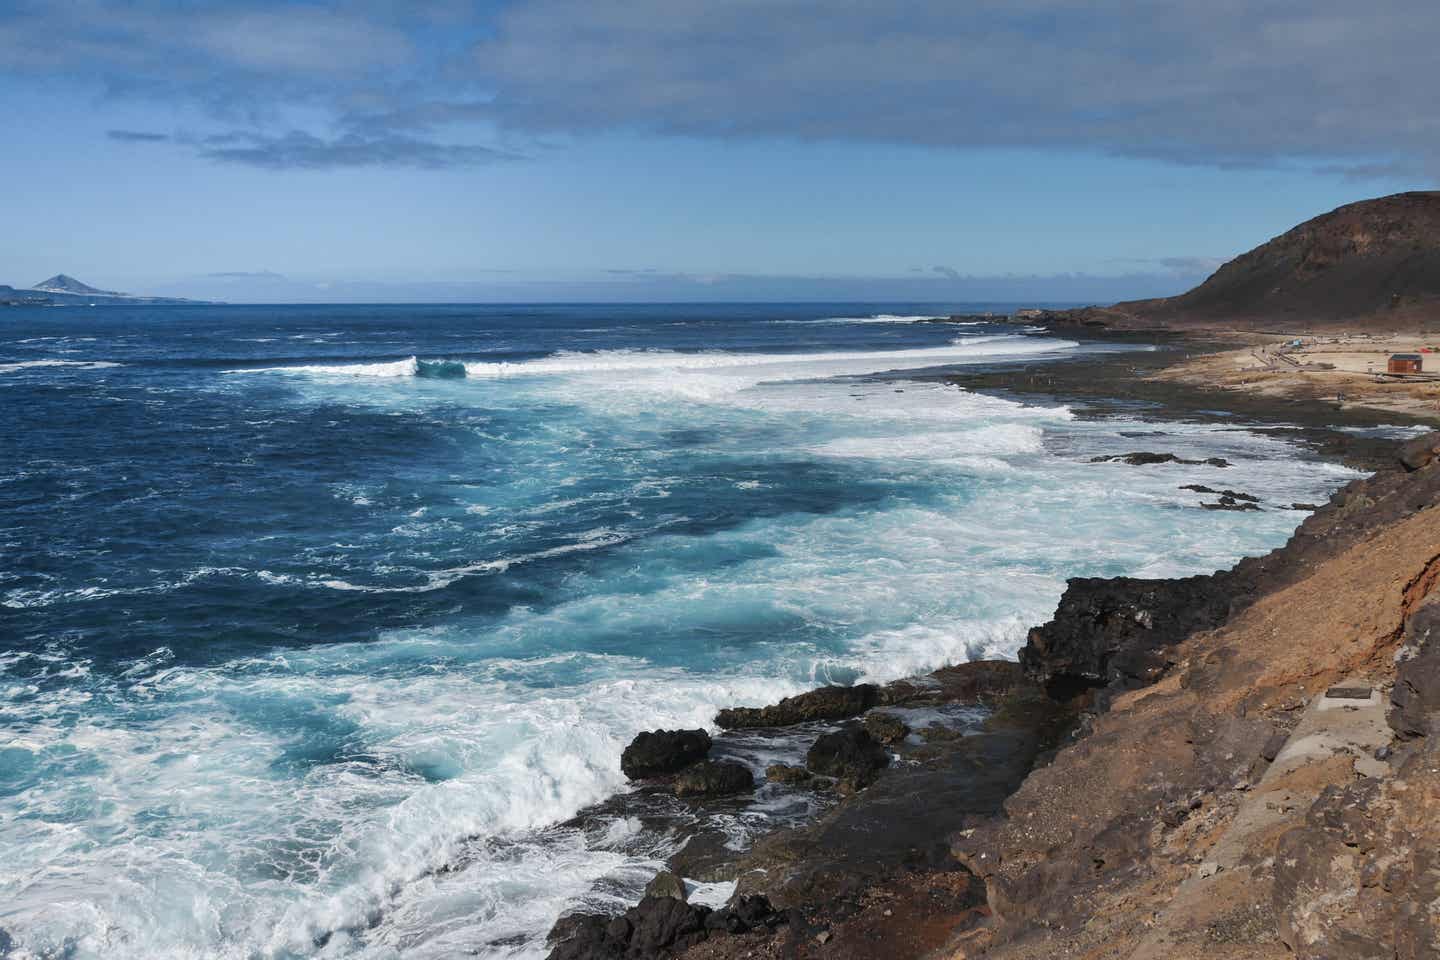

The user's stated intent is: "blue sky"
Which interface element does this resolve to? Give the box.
[1,1,1434,303]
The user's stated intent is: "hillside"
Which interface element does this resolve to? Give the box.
[0,274,212,306]
[1060,193,1440,332]
[31,274,126,297]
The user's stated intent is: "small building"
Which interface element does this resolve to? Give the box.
[1389,353,1424,374]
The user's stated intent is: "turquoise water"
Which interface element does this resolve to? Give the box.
[0,304,1358,957]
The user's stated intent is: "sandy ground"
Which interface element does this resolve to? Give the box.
[1155,332,1440,421]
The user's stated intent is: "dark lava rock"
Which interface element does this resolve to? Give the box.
[1091,452,1230,467]
[546,894,786,960]
[1399,431,1440,471]
[716,684,879,729]
[765,762,812,784]
[806,726,890,787]
[1202,497,1261,511]
[620,729,712,780]
[626,898,710,956]
[862,712,910,744]
[1181,484,1260,502]
[644,870,688,902]
[1019,575,1235,698]
[1390,592,1440,739]
[674,760,755,799]
[880,659,1030,706]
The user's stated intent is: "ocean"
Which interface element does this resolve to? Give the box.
[0,303,1360,958]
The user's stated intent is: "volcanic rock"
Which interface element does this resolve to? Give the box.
[1018,574,1235,698]
[620,729,712,780]
[805,726,890,787]
[674,760,755,798]
[1399,431,1440,472]
[716,684,879,729]
[862,712,910,744]
[644,870,688,902]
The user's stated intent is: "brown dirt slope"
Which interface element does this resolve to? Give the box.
[954,445,1440,959]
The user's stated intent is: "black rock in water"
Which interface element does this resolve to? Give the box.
[1092,452,1230,467]
[620,729,712,780]
[806,725,890,786]
[715,684,879,728]
[674,760,755,798]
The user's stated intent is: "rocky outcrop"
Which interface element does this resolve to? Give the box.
[1018,574,1236,697]
[1090,452,1231,467]
[948,444,1440,959]
[1389,592,1440,739]
[876,659,1027,706]
[715,684,879,729]
[621,729,712,780]
[644,871,689,902]
[861,712,909,744]
[1399,430,1440,471]
[804,726,890,787]
[547,895,786,960]
[674,760,755,799]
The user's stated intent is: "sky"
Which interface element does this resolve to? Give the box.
[1,0,1436,303]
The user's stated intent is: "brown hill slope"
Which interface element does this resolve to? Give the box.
[1087,192,1440,331]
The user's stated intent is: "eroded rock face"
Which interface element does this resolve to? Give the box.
[620,729,712,780]
[1273,742,1440,960]
[674,760,754,799]
[715,684,879,729]
[805,726,889,787]
[1018,575,1236,698]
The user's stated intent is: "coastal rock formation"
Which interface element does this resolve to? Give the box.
[1399,430,1440,471]
[877,659,1028,706]
[621,729,712,780]
[861,712,909,744]
[674,761,755,799]
[804,726,890,787]
[1390,593,1440,739]
[764,763,812,784]
[1018,575,1235,697]
[949,449,1440,958]
[715,684,878,729]
[546,895,786,960]
[1090,451,1231,467]
[1180,484,1260,502]
[644,871,689,902]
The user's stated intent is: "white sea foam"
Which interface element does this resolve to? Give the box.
[0,359,123,374]
[773,313,948,324]
[226,357,421,377]
[222,337,1075,384]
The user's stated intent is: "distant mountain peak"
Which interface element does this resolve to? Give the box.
[31,274,124,297]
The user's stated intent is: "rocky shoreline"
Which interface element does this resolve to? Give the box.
[546,425,1440,960]
[541,326,1440,960]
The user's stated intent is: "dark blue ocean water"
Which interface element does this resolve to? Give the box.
[0,303,1358,958]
